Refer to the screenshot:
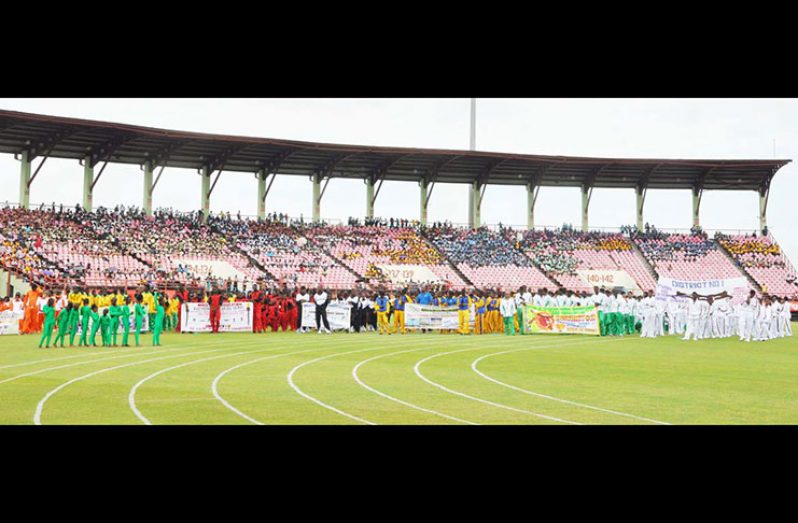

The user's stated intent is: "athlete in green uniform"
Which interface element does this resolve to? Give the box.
[68,302,80,346]
[109,298,121,347]
[38,298,56,348]
[53,303,72,348]
[153,297,166,346]
[121,296,132,347]
[89,305,101,347]
[79,299,91,347]
[134,294,145,347]
[99,309,111,347]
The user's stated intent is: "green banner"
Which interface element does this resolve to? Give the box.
[521,305,600,336]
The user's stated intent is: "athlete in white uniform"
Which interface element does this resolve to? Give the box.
[754,297,772,341]
[682,294,702,341]
[782,297,793,337]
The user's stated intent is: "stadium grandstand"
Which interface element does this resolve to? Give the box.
[0,108,794,300]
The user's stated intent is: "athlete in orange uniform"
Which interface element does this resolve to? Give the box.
[21,284,42,334]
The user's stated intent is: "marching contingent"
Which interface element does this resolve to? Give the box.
[1,282,793,346]
[581,287,794,342]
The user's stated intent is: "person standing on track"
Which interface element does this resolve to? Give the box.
[500,290,517,336]
[209,288,222,334]
[392,288,409,335]
[313,286,331,334]
[68,299,80,347]
[109,297,121,347]
[78,298,91,347]
[375,289,391,335]
[37,298,56,348]
[457,289,471,335]
[99,308,111,347]
[88,305,101,347]
[134,294,146,346]
[53,302,72,348]
[152,297,165,346]
[121,296,132,347]
[295,286,310,333]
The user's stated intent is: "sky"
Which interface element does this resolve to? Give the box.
[0,98,795,263]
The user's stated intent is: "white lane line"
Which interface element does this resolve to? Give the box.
[471,343,670,425]
[288,347,389,425]
[129,345,286,425]
[0,351,113,370]
[0,347,189,387]
[412,339,612,425]
[34,348,223,425]
[212,343,362,424]
[214,337,435,425]
[352,348,477,425]
[1,336,241,387]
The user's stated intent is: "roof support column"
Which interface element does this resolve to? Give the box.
[82,156,93,212]
[257,169,267,219]
[200,165,210,223]
[143,162,153,216]
[635,186,646,230]
[581,185,591,232]
[419,179,428,226]
[759,186,769,232]
[526,182,539,230]
[312,172,321,223]
[469,181,483,229]
[19,150,31,209]
[366,177,375,218]
[692,188,702,227]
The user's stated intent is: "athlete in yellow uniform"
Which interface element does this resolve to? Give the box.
[168,296,180,331]
[374,292,392,335]
[457,291,471,335]
[392,289,411,335]
[473,293,486,335]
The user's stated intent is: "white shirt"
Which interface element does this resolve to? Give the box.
[500,297,517,317]
[296,292,310,303]
[616,295,627,314]
[688,299,702,317]
[314,292,328,306]
[522,292,533,304]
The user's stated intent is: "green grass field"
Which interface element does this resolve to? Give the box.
[1,327,797,425]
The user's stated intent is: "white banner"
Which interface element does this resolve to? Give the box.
[404,303,475,330]
[577,269,640,292]
[301,302,351,331]
[180,302,254,333]
[0,311,20,335]
[376,264,442,285]
[656,277,749,303]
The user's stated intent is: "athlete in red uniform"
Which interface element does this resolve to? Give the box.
[253,296,264,333]
[209,290,222,333]
[280,293,296,331]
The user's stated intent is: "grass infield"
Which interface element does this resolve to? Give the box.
[1,327,797,425]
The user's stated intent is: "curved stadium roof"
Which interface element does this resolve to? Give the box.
[0,109,789,191]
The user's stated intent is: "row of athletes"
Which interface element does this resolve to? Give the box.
[35,293,168,348]
[5,284,182,335]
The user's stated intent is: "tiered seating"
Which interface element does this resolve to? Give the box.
[634,232,750,283]
[511,228,657,292]
[0,207,150,287]
[109,212,266,286]
[0,230,61,285]
[233,222,358,289]
[717,234,797,297]
[303,225,467,289]
[428,226,553,289]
